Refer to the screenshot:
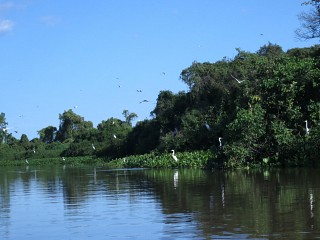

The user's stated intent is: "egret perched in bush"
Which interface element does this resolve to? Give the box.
[305,120,310,135]
[25,159,29,165]
[218,137,223,148]
[92,144,96,150]
[171,150,178,161]
[205,121,211,130]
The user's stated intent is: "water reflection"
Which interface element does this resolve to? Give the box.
[0,166,319,239]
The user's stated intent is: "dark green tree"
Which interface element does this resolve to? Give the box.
[122,110,138,126]
[38,126,57,143]
[55,109,93,143]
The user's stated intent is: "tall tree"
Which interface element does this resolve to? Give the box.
[55,109,93,142]
[38,126,57,143]
[122,110,138,126]
[296,0,320,40]
[0,112,8,144]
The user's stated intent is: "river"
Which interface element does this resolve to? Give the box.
[0,166,319,239]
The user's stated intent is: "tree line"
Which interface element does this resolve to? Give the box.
[0,43,319,167]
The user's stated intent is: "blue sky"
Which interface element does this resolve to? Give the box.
[1,0,318,140]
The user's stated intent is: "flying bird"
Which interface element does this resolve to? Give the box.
[171,150,178,161]
[231,74,245,84]
[136,90,142,92]
[139,100,150,104]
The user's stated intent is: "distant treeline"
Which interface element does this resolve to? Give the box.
[1,43,320,168]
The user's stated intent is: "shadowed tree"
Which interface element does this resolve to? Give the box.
[296,0,320,40]
[38,126,57,143]
[55,109,93,143]
[122,110,138,126]
[0,112,8,144]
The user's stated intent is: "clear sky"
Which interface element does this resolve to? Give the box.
[1,0,318,140]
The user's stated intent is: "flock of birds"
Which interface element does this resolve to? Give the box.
[19,118,314,165]
[16,74,313,164]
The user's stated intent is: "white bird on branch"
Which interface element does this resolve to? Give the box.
[305,120,310,135]
[218,137,223,148]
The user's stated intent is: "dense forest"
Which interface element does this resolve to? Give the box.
[1,42,320,167]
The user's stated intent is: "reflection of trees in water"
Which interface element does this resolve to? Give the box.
[142,168,320,239]
[0,167,319,238]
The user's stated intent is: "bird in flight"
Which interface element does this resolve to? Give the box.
[139,100,150,104]
[136,90,142,92]
[231,74,245,84]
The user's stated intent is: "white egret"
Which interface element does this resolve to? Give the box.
[33,147,36,154]
[113,134,117,139]
[92,144,96,150]
[25,159,29,165]
[62,157,66,161]
[205,121,211,130]
[171,150,178,161]
[218,137,223,148]
[231,74,245,84]
[305,120,310,135]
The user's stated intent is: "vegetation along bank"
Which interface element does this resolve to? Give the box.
[1,43,320,168]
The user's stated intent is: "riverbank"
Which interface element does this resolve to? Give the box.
[0,150,219,168]
[1,149,315,169]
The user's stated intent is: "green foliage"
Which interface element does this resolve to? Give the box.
[1,44,320,169]
[55,109,94,142]
[126,119,160,155]
[38,126,57,143]
[224,104,267,164]
[108,150,215,169]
